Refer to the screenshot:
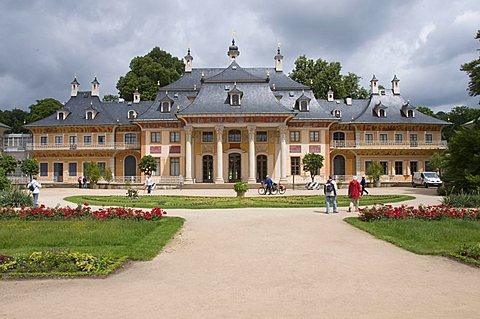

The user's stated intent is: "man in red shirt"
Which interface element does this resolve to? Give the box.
[348,176,362,212]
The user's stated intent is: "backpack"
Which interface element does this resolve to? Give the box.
[325,182,334,193]
[28,184,35,192]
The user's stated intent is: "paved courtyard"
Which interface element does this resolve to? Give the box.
[1,187,479,318]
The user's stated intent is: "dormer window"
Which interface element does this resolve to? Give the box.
[57,112,65,120]
[401,101,415,118]
[407,110,415,118]
[300,101,308,112]
[161,101,171,113]
[379,109,386,117]
[231,94,241,106]
[128,110,137,119]
[374,101,387,118]
[334,110,341,118]
[86,111,94,120]
[296,92,311,112]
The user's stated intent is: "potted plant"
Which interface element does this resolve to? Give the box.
[366,161,384,187]
[233,181,248,197]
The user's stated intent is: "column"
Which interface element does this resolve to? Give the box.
[247,125,256,184]
[355,156,361,177]
[184,125,193,184]
[279,125,288,183]
[215,125,224,184]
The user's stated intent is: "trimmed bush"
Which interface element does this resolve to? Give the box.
[443,192,480,208]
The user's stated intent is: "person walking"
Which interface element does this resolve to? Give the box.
[265,175,273,195]
[27,176,41,208]
[360,176,369,195]
[78,176,83,189]
[145,175,153,194]
[348,176,362,212]
[324,176,338,214]
[82,176,87,188]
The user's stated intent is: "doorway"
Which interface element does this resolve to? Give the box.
[124,155,136,177]
[257,155,267,181]
[202,155,214,183]
[53,163,63,182]
[333,155,346,178]
[228,153,241,182]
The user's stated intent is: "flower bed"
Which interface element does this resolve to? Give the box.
[0,204,167,221]
[359,204,480,222]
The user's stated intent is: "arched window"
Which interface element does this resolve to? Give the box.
[57,112,64,120]
[161,101,170,113]
[300,100,308,111]
[231,94,240,106]
[228,129,241,142]
[334,110,341,118]
[407,110,415,118]
[128,110,137,119]
[379,109,386,117]
[86,111,94,120]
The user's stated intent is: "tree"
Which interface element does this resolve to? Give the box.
[0,154,18,175]
[460,30,480,104]
[84,162,101,187]
[438,106,480,140]
[0,108,31,133]
[366,161,384,185]
[442,126,480,192]
[28,98,63,122]
[116,47,184,101]
[0,168,10,191]
[138,155,157,176]
[428,153,445,175]
[289,55,369,99]
[102,95,119,103]
[416,106,436,117]
[21,158,39,180]
[302,153,324,182]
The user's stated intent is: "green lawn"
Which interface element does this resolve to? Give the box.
[345,217,480,257]
[65,194,414,209]
[0,217,184,260]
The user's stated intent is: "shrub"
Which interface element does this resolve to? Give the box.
[437,185,447,196]
[0,168,11,191]
[0,187,33,207]
[126,187,138,199]
[103,167,113,183]
[456,242,480,261]
[443,192,480,208]
[366,161,384,184]
[233,181,248,193]
[84,162,101,186]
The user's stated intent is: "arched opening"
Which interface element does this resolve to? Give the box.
[124,155,137,177]
[256,155,267,181]
[228,153,241,182]
[202,155,214,183]
[333,155,346,179]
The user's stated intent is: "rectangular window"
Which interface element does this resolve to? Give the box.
[54,136,63,145]
[290,131,300,142]
[151,132,161,143]
[309,131,320,142]
[380,161,388,175]
[365,133,374,144]
[97,135,106,145]
[84,135,92,145]
[425,161,431,171]
[365,161,372,173]
[170,157,180,176]
[291,157,301,175]
[379,133,388,144]
[395,133,403,144]
[152,158,161,176]
[425,133,433,144]
[202,132,214,143]
[40,136,47,145]
[125,133,137,144]
[69,136,76,145]
[410,161,418,175]
[40,163,48,177]
[256,131,268,143]
[410,134,418,147]
[395,161,403,175]
[68,163,77,177]
[97,162,106,175]
[170,132,180,143]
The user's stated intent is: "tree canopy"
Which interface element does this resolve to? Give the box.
[138,155,158,176]
[28,98,63,122]
[102,94,119,103]
[116,47,184,101]
[302,153,324,182]
[289,55,369,100]
[460,30,480,104]
[0,108,30,133]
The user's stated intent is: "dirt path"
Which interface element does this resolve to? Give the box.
[2,188,479,318]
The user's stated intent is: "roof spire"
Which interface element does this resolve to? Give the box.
[228,32,240,61]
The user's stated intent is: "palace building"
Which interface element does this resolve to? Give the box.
[25,40,449,186]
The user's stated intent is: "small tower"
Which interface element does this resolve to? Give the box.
[391,75,400,95]
[274,45,283,72]
[91,76,100,97]
[227,38,240,61]
[370,74,379,95]
[133,88,140,104]
[184,48,193,73]
[70,76,79,97]
[327,88,334,102]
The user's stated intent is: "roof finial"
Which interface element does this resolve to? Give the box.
[277,42,281,54]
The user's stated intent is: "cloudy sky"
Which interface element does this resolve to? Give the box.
[0,0,478,111]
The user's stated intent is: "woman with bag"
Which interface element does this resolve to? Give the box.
[27,176,41,208]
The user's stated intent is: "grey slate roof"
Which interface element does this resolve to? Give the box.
[136,90,192,121]
[0,122,10,129]
[204,61,266,83]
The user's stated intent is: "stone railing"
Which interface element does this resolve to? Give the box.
[26,142,140,151]
[330,140,447,149]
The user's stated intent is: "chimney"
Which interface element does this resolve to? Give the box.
[184,48,193,73]
[133,88,140,103]
[391,74,400,95]
[274,45,283,72]
[370,74,379,95]
[91,76,100,97]
[227,38,240,61]
[71,76,79,97]
[345,97,352,105]
[327,88,334,102]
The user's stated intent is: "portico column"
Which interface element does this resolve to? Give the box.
[184,125,193,184]
[215,125,225,184]
[247,125,256,184]
[279,125,288,183]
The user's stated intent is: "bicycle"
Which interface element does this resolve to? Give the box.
[277,182,286,195]
[258,181,278,195]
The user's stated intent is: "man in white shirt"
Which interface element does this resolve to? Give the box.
[27,176,42,208]
[324,175,338,214]
[145,175,153,194]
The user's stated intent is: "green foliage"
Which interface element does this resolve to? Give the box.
[456,242,480,262]
[416,106,436,117]
[302,153,324,182]
[103,167,113,183]
[84,162,101,186]
[116,47,184,101]
[138,155,158,175]
[442,127,480,192]
[0,168,11,191]
[102,94,119,102]
[460,30,480,103]
[0,154,18,175]
[0,108,30,133]
[233,181,248,193]
[428,153,445,174]
[442,192,480,208]
[0,187,33,207]
[289,55,369,99]
[366,161,384,183]
[126,187,138,199]
[28,98,63,122]
[21,158,39,179]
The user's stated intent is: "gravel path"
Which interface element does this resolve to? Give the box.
[1,187,479,318]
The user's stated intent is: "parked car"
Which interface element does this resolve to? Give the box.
[412,171,443,188]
